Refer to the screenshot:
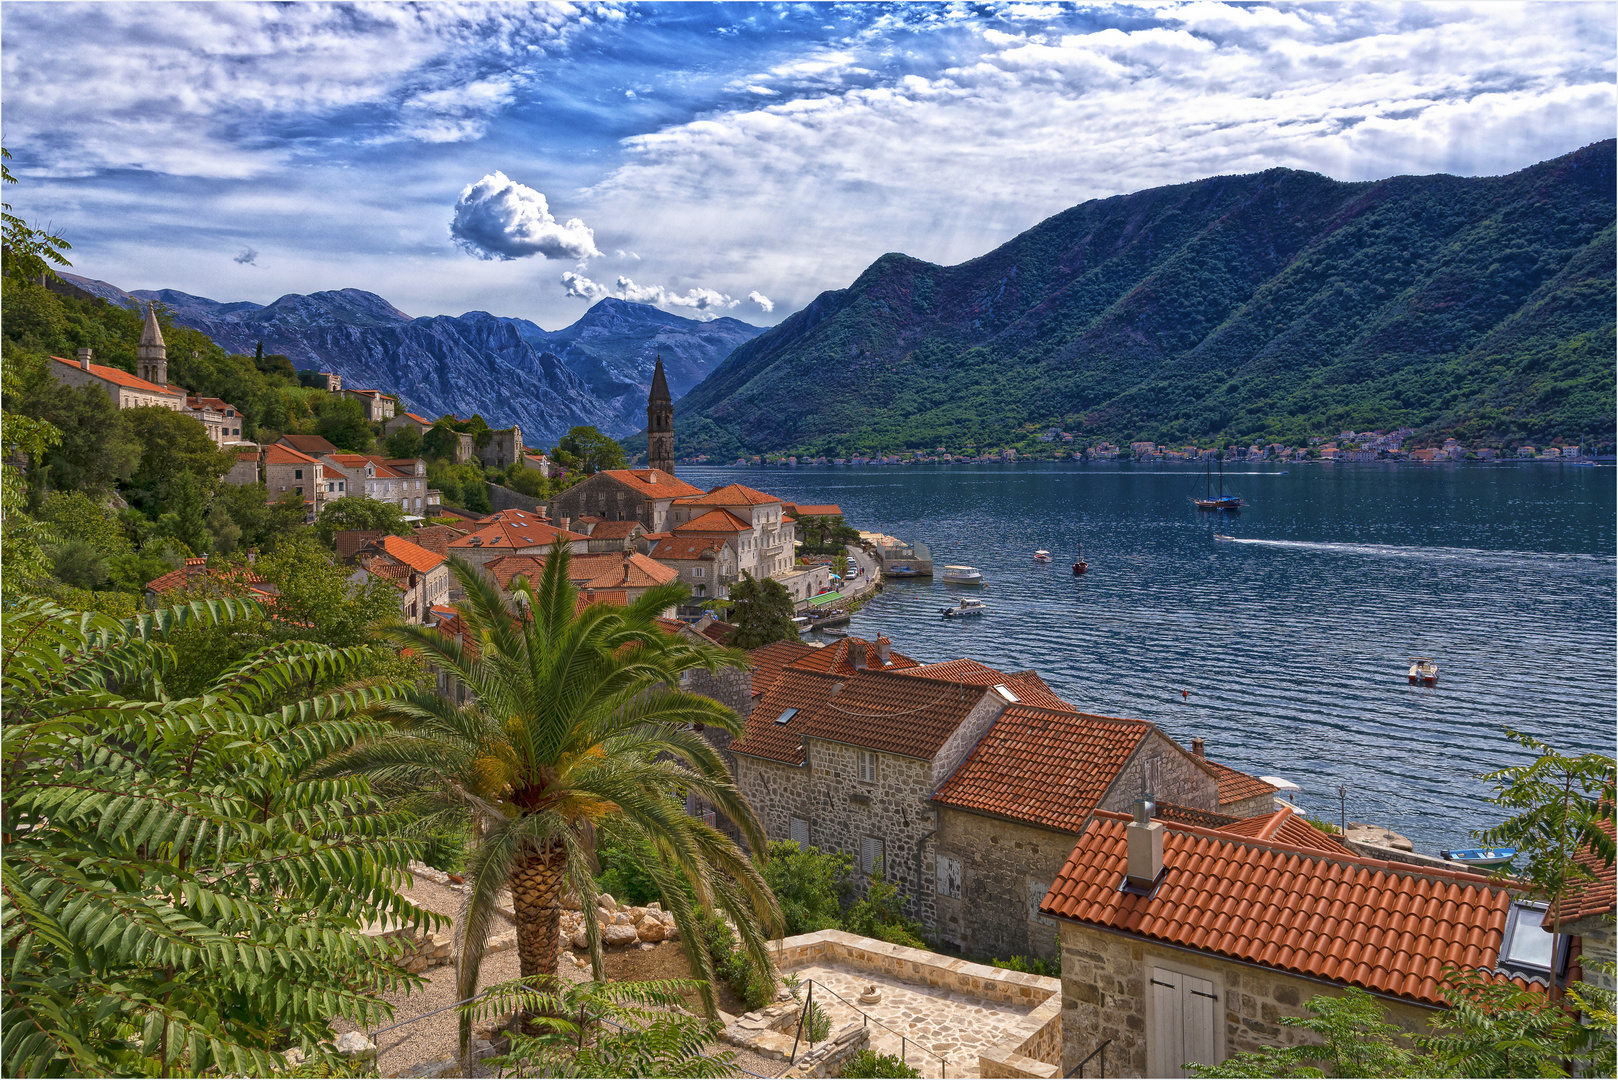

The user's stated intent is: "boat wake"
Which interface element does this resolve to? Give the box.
[1215,537,1614,566]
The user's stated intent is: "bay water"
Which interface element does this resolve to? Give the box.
[679,461,1616,853]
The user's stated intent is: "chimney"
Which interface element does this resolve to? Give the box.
[1191,737,1205,759]
[586,588,595,602]
[1126,794,1164,888]
[560,516,570,533]
[876,634,891,665]
[852,641,867,670]
[76,346,92,370]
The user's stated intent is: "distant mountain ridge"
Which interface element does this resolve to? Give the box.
[673,141,1615,455]
[60,277,764,445]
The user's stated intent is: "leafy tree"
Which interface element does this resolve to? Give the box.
[104,536,187,596]
[502,459,548,498]
[313,395,374,452]
[596,833,665,907]
[1417,969,1583,1078]
[1,147,71,285]
[422,418,466,462]
[258,532,401,648]
[120,404,237,512]
[0,349,59,594]
[843,866,926,949]
[321,547,781,1056]
[554,424,627,475]
[212,483,309,554]
[728,571,799,649]
[12,379,141,499]
[384,422,424,459]
[43,536,110,590]
[1188,987,1417,1078]
[838,1050,920,1078]
[833,553,850,579]
[1,596,433,1077]
[153,469,212,554]
[759,840,851,937]
[1477,728,1616,997]
[37,489,131,558]
[315,494,410,546]
[469,978,739,1078]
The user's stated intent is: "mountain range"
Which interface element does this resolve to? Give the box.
[673,140,1616,456]
[58,276,763,445]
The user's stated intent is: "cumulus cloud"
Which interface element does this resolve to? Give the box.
[560,271,745,319]
[748,291,775,312]
[452,172,601,261]
[233,247,259,266]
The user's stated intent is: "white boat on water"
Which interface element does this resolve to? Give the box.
[942,564,984,584]
[1033,550,1053,563]
[941,598,987,618]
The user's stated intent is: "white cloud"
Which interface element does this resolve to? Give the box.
[748,291,775,312]
[561,270,611,301]
[451,171,601,261]
[559,271,745,319]
[233,247,259,266]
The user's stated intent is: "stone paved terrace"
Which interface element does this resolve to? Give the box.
[774,930,1063,1080]
[793,961,1032,1078]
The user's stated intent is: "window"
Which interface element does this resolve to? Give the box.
[993,683,1020,703]
[694,567,704,578]
[295,486,303,495]
[858,750,878,783]
[937,853,962,898]
[861,836,885,876]
[790,816,810,848]
[773,707,799,725]
[294,468,303,479]
[1499,902,1555,975]
[1149,967,1219,1078]
[694,584,706,596]
[339,482,345,492]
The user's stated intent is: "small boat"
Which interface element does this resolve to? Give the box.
[1034,549,1053,563]
[819,627,850,638]
[886,565,921,577]
[941,598,987,618]
[1072,560,1088,575]
[1213,534,1235,543]
[1191,457,1243,511]
[1408,658,1439,686]
[1439,846,1517,870]
[791,616,811,631]
[941,565,984,585]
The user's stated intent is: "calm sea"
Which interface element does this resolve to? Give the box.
[678,461,1617,853]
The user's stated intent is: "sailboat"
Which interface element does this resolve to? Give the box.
[1191,457,1243,511]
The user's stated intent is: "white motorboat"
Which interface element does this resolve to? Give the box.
[941,598,987,618]
[1033,550,1053,563]
[941,564,984,585]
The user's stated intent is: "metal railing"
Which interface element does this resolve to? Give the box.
[1067,1038,1111,1078]
[788,977,949,1078]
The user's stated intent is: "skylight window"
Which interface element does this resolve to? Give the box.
[993,684,1020,703]
[1499,902,1554,973]
[774,708,799,725]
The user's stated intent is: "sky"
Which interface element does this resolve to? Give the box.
[3,1,1614,330]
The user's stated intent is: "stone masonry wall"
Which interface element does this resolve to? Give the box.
[548,474,655,530]
[487,483,542,513]
[930,693,1008,796]
[1098,730,1219,815]
[1057,922,1437,1078]
[734,755,815,848]
[1570,917,1615,992]
[934,809,1076,960]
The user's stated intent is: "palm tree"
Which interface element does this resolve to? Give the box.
[324,547,781,1053]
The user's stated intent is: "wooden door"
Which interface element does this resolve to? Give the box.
[1150,967,1219,1077]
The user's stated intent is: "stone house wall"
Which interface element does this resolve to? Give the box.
[487,483,542,513]
[53,365,187,411]
[1569,916,1615,993]
[1221,791,1277,818]
[934,809,1076,961]
[1100,730,1220,815]
[548,474,657,530]
[478,427,523,470]
[224,455,260,487]
[1057,921,1438,1078]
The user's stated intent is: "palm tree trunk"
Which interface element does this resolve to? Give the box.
[510,836,567,987]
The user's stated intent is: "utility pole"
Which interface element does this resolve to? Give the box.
[1339,785,1347,837]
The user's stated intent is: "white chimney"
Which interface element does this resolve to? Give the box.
[76,346,92,370]
[1126,794,1164,888]
[560,516,570,533]
[876,635,891,664]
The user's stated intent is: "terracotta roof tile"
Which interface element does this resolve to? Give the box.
[263,443,320,466]
[478,508,547,525]
[1156,803,1241,829]
[1040,810,1521,1006]
[449,521,586,551]
[785,636,920,677]
[729,668,848,765]
[1219,809,1356,854]
[146,561,270,596]
[482,551,677,591]
[595,468,705,498]
[933,707,1150,831]
[575,588,630,612]
[373,534,445,574]
[674,482,783,508]
[900,658,1075,712]
[785,504,843,517]
[1552,819,1616,925]
[748,640,818,694]
[588,520,644,539]
[53,355,185,397]
[277,434,338,456]
[699,619,737,646]
[674,509,754,534]
[1203,759,1280,805]
[334,529,387,559]
[408,525,464,555]
[651,536,729,561]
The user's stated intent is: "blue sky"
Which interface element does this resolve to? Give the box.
[4,1,1614,329]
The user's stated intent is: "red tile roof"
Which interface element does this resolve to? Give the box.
[595,468,705,498]
[276,434,339,456]
[372,534,445,574]
[146,560,270,596]
[482,551,676,591]
[401,412,433,425]
[263,443,321,466]
[1203,759,1280,805]
[478,508,547,525]
[900,658,1075,711]
[1156,803,1242,829]
[408,525,464,554]
[1219,808,1356,854]
[588,520,644,539]
[1552,819,1616,925]
[674,509,753,534]
[334,529,387,559]
[53,355,185,397]
[675,482,783,508]
[576,588,630,611]
[785,636,920,677]
[449,521,586,551]
[650,536,729,561]
[786,504,843,517]
[932,707,1151,832]
[729,668,848,766]
[325,453,405,479]
[748,640,819,694]
[1040,810,1521,1006]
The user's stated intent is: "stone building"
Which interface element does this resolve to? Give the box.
[343,387,396,421]
[262,444,325,517]
[445,518,590,571]
[1551,820,1616,992]
[649,535,739,603]
[547,468,704,533]
[225,449,260,487]
[51,312,190,411]
[1040,807,1559,1078]
[477,425,523,470]
[647,354,674,475]
[577,518,647,554]
[276,433,339,458]
[348,534,450,624]
[479,550,677,605]
[382,411,435,437]
[320,454,430,513]
[669,483,795,580]
[187,395,247,446]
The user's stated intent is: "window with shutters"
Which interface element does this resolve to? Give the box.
[937,853,962,899]
[860,836,884,876]
[857,751,878,783]
[790,817,810,848]
[1148,966,1219,1078]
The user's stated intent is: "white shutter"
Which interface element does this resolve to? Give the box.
[1181,972,1218,1070]
[1151,968,1186,1079]
[790,816,810,848]
[861,836,884,876]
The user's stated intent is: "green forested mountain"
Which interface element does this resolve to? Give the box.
[674,141,1615,456]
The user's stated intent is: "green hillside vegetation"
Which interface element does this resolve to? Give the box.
[673,141,1615,458]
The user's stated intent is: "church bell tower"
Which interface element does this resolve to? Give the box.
[647,354,674,474]
[138,302,168,386]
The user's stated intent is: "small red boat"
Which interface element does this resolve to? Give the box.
[1072,560,1088,575]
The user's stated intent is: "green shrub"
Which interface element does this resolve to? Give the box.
[803,1000,832,1043]
[697,910,774,1011]
[837,1049,919,1078]
[991,953,1060,978]
[761,840,852,936]
[843,868,925,949]
[597,836,663,906]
